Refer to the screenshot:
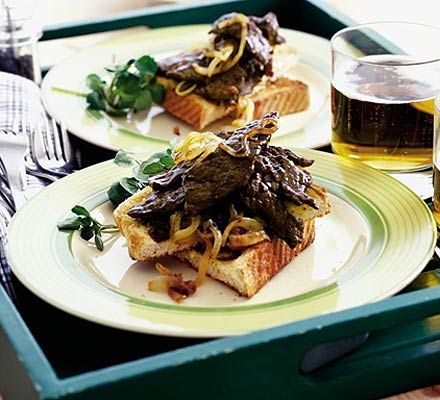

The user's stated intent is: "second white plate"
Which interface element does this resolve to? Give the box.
[41,25,331,153]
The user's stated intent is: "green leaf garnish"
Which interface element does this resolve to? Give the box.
[140,160,165,175]
[71,205,90,217]
[85,54,163,117]
[134,89,152,112]
[159,154,175,169]
[114,150,137,167]
[86,74,105,91]
[95,234,104,251]
[58,205,119,251]
[107,148,175,207]
[107,181,132,207]
[57,217,82,230]
[148,83,165,104]
[135,55,158,76]
[120,177,144,195]
[86,91,106,111]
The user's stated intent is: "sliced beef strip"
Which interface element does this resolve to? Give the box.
[266,145,314,168]
[194,64,247,101]
[127,186,185,219]
[147,217,172,242]
[182,149,255,215]
[211,13,272,70]
[149,159,191,191]
[243,17,272,70]
[158,12,283,102]
[255,148,317,208]
[241,172,304,248]
[134,113,278,219]
[249,12,286,46]
[216,110,278,141]
[157,49,206,82]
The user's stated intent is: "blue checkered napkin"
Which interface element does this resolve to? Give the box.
[0,72,48,302]
[0,71,45,132]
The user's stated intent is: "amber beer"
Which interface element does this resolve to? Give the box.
[331,83,434,172]
[433,96,440,227]
[433,163,440,226]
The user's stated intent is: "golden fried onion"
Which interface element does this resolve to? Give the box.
[170,212,201,242]
[192,13,248,77]
[173,131,223,164]
[173,116,278,164]
[148,263,196,303]
[218,116,278,158]
[174,80,197,96]
[231,96,255,128]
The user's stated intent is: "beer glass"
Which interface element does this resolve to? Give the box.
[331,22,440,171]
[433,95,440,225]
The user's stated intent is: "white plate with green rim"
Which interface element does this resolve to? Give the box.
[7,148,436,337]
[40,25,331,153]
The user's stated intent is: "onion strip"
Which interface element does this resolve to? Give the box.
[221,217,264,247]
[175,80,197,96]
[232,96,255,127]
[173,131,223,164]
[228,202,242,223]
[218,14,248,71]
[207,220,222,260]
[219,118,278,158]
[195,232,213,287]
[170,212,201,242]
[227,230,270,250]
[192,13,248,77]
[205,42,234,61]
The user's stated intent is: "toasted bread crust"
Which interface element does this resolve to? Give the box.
[157,77,236,131]
[251,77,310,119]
[177,220,316,297]
[114,186,201,261]
[114,182,330,297]
[157,75,310,130]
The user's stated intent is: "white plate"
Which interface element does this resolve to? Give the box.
[41,25,331,153]
[7,148,436,337]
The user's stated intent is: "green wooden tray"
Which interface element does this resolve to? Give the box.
[2,1,440,399]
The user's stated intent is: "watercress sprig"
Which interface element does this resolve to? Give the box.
[57,205,119,251]
[85,55,164,117]
[107,149,175,207]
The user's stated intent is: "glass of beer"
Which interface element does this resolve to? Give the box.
[432,95,440,225]
[331,22,440,172]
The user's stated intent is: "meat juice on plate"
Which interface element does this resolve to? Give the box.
[331,55,437,171]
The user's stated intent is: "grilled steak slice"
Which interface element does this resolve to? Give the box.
[241,172,303,248]
[128,186,185,219]
[157,49,206,83]
[183,150,255,215]
[195,64,248,101]
[249,12,285,46]
[157,12,284,103]
[267,145,314,168]
[149,159,191,191]
[255,148,317,208]
[127,112,319,248]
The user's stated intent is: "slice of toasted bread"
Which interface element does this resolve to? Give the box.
[177,183,330,297]
[251,77,310,119]
[157,77,236,131]
[114,186,201,261]
[115,182,330,297]
[177,219,316,297]
[157,75,310,130]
